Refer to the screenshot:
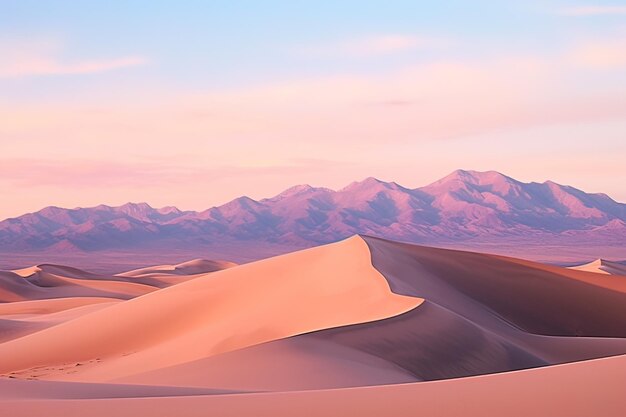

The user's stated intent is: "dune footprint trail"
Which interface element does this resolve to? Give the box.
[1,235,626,416]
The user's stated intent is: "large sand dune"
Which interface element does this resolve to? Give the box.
[1,235,626,416]
[0,236,419,381]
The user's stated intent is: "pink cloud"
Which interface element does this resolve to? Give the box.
[1,56,146,78]
[2,49,624,156]
[0,158,339,188]
[297,34,448,58]
[0,157,348,218]
[569,39,626,68]
[558,6,626,16]
[0,43,625,220]
[0,37,146,78]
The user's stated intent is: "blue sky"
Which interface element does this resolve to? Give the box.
[2,1,622,91]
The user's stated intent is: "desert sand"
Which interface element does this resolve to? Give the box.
[569,258,626,275]
[1,235,626,416]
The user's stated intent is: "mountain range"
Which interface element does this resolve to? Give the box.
[1,170,625,264]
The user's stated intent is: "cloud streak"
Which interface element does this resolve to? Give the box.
[2,44,625,153]
[557,6,626,16]
[0,158,338,188]
[297,34,447,58]
[1,56,147,78]
[569,39,626,68]
[0,37,146,78]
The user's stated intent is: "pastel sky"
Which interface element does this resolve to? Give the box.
[1,1,626,219]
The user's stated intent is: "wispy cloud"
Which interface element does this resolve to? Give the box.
[557,6,626,16]
[0,158,337,188]
[0,37,147,78]
[3,47,624,156]
[1,56,147,78]
[569,38,626,68]
[297,34,448,58]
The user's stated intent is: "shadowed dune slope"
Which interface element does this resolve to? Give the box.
[119,301,544,389]
[120,297,626,390]
[2,353,626,417]
[363,236,626,337]
[0,270,49,302]
[0,378,244,400]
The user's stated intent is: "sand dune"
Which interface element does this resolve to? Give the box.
[3,354,626,417]
[0,236,419,381]
[0,257,237,374]
[0,270,49,302]
[0,257,233,304]
[120,296,626,390]
[0,301,120,344]
[0,297,118,316]
[13,264,105,279]
[569,258,626,275]
[0,318,49,343]
[1,265,153,301]
[119,259,236,278]
[0,378,242,400]
[1,235,626,415]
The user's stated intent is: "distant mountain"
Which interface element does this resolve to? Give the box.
[1,170,625,256]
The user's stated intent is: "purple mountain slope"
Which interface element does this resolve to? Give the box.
[1,170,625,258]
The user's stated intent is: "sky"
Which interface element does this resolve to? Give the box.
[1,0,625,219]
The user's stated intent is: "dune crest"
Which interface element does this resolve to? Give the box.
[569,258,626,276]
[119,259,237,278]
[0,236,420,381]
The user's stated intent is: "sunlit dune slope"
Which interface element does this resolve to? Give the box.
[569,258,626,276]
[0,236,420,381]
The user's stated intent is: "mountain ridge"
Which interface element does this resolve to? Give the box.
[1,170,625,255]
